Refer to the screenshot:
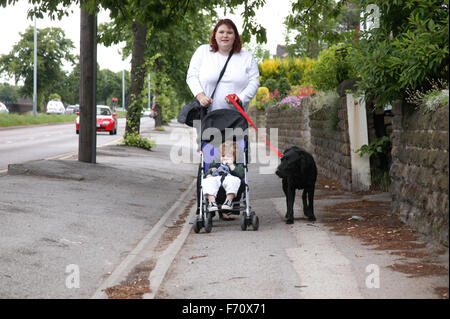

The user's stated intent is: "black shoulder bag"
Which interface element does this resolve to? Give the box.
[178,50,233,127]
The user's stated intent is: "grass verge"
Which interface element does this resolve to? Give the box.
[0,113,77,127]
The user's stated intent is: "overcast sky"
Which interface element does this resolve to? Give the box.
[0,0,293,84]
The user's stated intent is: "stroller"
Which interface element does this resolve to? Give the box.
[193,109,259,233]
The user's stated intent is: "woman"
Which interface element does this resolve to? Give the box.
[186,18,260,113]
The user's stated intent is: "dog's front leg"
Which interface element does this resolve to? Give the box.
[285,183,295,224]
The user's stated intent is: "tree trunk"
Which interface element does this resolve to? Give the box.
[78,8,97,163]
[153,59,163,128]
[154,103,163,127]
[126,19,148,135]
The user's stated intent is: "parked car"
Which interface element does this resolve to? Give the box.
[0,101,9,113]
[76,105,117,135]
[66,104,79,114]
[46,99,65,114]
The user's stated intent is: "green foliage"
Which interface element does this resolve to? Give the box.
[356,135,392,192]
[0,26,74,110]
[0,83,20,104]
[306,44,358,91]
[285,0,359,58]
[350,0,449,108]
[259,57,315,88]
[277,78,292,97]
[263,79,278,93]
[0,112,76,127]
[356,136,391,159]
[48,93,61,101]
[122,132,155,150]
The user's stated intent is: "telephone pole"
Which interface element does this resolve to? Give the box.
[78,7,97,163]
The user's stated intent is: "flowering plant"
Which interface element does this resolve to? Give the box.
[276,95,304,111]
[252,88,282,110]
[288,85,316,98]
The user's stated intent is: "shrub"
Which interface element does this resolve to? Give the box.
[122,132,155,150]
[262,78,278,92]
[350,0,449,108]
[49,93,62,101]
[288,85,317,97]
[277,78,292,97]
[306,43,358,91]
[259,57,316,87]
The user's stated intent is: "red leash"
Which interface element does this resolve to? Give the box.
[226,94,283,158]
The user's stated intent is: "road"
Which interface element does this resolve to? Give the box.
[0,117,153,171]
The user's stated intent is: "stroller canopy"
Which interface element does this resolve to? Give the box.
[200,109,248,146]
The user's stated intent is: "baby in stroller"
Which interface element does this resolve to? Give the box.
[203,141,245,219]
[193,108,259,232]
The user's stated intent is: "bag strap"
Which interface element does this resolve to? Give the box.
[210,50,233,99]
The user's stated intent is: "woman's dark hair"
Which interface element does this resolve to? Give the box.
[210,19,242,53]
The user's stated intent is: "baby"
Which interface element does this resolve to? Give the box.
[203,141,245,219]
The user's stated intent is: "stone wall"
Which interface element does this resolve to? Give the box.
[264,102,311,153]
[309,96,352,190]
[390,101,449,246]
[249,97,352,190]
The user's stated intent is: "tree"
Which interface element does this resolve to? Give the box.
[0,83,20,104]
[0,26,75,110]
[97,0,267,135]
[285,0,360,58]
[350,0,449,107]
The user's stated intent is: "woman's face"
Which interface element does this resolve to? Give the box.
[215,24,235,52]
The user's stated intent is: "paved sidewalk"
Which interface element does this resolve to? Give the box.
[0,120,447,299]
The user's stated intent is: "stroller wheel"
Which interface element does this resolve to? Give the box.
[193,218,202,233]
[240,213,247,231]
[251,213,259,231]
[204,212,213,233]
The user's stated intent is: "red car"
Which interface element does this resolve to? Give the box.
[76,105,117,135]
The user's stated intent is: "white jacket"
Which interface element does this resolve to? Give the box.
[186,44,260,113]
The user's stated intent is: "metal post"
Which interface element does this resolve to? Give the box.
[122,70,125,109]
[33,12,37,118]
[147,73,151,109]
[78,8,97,163]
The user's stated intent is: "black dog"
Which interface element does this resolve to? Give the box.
[275,146,317,224]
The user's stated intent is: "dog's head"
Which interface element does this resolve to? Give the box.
[275,146,308,179]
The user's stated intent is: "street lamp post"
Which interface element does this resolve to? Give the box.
[122,70,125,110]
[33,11,37,118]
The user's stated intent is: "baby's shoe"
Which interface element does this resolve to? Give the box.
[221,200,232,211]
[208,202,218,212]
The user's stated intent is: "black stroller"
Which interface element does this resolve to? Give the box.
[193,109,259,233]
